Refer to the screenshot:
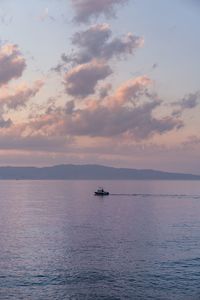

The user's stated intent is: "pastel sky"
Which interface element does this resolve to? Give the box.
[0,0,200,173]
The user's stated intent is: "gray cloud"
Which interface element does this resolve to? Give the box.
[71,0,129,23]
[172,91,200,116]
[67,24,143,64]
[0,117,12,128]
[0,43,26,86]
[64,61,112,98]
[179,92,200,109]
[58,24,143,99]
[99,83,112,98]
[63,101,183,139]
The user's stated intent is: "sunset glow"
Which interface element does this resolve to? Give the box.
[0,0,199,173]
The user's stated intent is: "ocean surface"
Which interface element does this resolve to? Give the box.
[1,180,200,300]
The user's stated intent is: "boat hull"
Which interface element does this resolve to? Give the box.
[94,192,109,196]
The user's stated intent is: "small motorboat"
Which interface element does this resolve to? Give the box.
[94,187,109,196]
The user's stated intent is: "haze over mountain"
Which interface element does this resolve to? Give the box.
[0,165,199,180]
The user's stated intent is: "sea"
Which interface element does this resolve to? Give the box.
[0,180,200,300]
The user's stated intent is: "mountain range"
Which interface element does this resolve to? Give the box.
[0,164,199,180]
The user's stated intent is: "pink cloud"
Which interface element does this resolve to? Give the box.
[111,76,152,107]
[0,80,44,109]
[24,76,182,140]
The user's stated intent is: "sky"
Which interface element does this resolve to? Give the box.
[0,0,200,173]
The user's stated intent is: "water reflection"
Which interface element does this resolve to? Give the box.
[0,180,200,299]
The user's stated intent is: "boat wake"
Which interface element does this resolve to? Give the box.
[109,193,200,199]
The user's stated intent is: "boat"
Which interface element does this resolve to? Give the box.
[94,187,109,196]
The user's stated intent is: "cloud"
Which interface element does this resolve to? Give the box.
[172,91,200,116]
[27,76,183,140]
[182,135,200,148]
[65,100,75,114]
[59,24,143,99]
[55,24,143,74]
[63,60,112,98]
[28,114,62,136]
[99,83,112,98]
[0,73,184,162]
[0,43,26,85]
[0,80,44,109]
[66,24,143,64]
[71,0,129,23]
[0,104,12,128]
[62,100,182,139]
[179,92,200,109]
[112,76,152,106]
[0,116,12,128]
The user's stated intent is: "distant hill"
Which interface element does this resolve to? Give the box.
[0,164,199,180]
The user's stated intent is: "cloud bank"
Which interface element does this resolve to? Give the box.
[24,76,183,141]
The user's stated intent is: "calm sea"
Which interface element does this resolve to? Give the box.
[0,180,200,300]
